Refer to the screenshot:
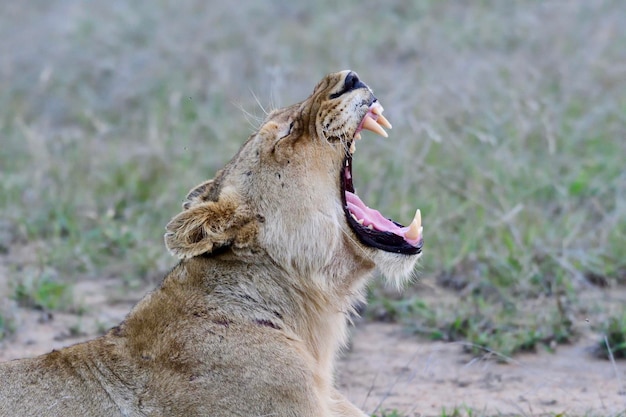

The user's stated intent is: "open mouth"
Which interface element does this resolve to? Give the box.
[341,102,423,255]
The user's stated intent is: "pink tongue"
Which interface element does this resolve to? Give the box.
[346,191,418,245]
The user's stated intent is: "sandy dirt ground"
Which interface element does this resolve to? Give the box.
[1,273,625,417]
[339,323,626,416]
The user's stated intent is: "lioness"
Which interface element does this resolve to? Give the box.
[0,70,423,417]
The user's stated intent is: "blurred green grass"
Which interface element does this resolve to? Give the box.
[0,0,625,357]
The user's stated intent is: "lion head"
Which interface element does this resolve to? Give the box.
[164,70,423,288]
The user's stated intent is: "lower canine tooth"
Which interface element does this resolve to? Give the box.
[405,210,422,241]
[405,220,420,240]
[349,141,356,154]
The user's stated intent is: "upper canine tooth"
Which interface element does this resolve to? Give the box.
[362,116,388,138]
[371,103,384,115]
[370,103,392,129]
[354,132,362,140]
[376,114,392,129]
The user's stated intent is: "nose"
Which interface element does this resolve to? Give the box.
[344,72,366,92]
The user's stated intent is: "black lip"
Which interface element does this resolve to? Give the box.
[341,155,422,255]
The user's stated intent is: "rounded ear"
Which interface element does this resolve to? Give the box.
[183,179,216,210]
[164,187,258,259]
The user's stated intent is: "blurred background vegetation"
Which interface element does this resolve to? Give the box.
[0,0,625,358]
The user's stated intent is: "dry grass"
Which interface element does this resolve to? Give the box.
[1,0,625,361]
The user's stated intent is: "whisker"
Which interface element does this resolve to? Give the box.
[248,88,269,116]
[234,101,264,131]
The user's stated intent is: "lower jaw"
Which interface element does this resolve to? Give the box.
[340,171,422,255]
[345,216,422,254]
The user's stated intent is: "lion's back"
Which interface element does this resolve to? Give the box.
[0,349,122,417]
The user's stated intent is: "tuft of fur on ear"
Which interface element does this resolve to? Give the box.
[182,179,218,209]
[164,187,258,258]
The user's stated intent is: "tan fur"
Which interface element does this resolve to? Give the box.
[0,70,421,417]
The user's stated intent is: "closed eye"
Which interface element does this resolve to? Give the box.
[279,122,294,139]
